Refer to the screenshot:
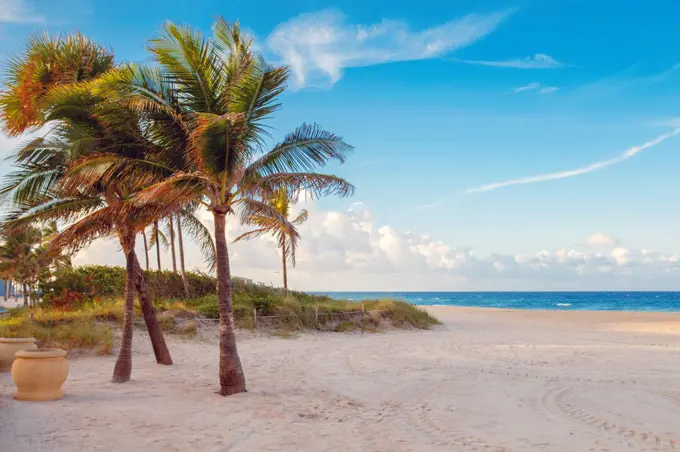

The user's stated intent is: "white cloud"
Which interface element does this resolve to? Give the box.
[466,128,680,194]
[74,203,680,291]
[0,0,43,23]
[514,82,540,93]
[266,8,514,88]
[585,232,619,247]
[538,86,558,94]
[512,82,558,94]
[458,53,564,69]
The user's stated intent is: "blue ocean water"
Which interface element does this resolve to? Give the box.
[314,292,680,312]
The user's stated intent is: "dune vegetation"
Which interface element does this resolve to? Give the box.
[0,265,439,352]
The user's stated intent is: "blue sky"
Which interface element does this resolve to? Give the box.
[2,0,680,290]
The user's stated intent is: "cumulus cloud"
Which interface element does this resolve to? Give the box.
[458,53,564,69]
[266,8,513,88]
[74,203,680,291]
[585,232,619,247]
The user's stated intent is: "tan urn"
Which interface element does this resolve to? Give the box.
[0,338,37,372]
[11,349,69,401]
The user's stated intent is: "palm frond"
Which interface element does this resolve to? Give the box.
[246,123,353,179]
[149,21,224,114]
[291,209,308,226]
[179,211,216,271]
[253,172,355,201]
[49,206,118,255]
[134,172,213,211]
[234,197,299,249]
[149,223,169,249]
[3,196,104,228]
[232,227,269,243]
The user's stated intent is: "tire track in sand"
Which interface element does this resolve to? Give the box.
[542,386,680,451]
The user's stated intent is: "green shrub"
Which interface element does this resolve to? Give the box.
[196,303,219,319]
[40,265,218,303]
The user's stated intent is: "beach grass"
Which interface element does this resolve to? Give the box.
[0,292,439,354]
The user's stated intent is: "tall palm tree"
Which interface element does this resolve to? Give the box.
[0,32,175,367]
[235,188,307,296]
[97,19,355,395]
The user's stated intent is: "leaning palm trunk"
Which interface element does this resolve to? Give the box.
[169,216,177,272]
[281,238,288,297]
[176,216,190,298]
[142,231,150,271]
[213,210,246,396]
[3,280,7,301]
[112,233,136,383]
[116,234,172,365]
[132,256,173,365]
[22,283,28,307]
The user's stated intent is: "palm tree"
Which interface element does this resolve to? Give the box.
[0,226,42,306]
[235,188,307,296]
[98,19,355,395]
[0,44,174,370]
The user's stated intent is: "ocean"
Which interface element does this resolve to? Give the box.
[315,292,680,312]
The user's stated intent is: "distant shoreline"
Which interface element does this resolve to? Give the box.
[316,291,680,313]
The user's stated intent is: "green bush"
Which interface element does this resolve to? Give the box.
[40,265,217,303]
[196,303,219,319]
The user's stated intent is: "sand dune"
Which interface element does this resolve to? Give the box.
[2,307,680,451]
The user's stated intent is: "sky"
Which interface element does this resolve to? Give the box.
[2,0,680,291]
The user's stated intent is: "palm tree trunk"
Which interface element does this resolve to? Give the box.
[281,238,288,297]
[112,233,136,383]
[142,231,150,271]
[213,210,246,396]
[3,280,7,301]
[169,216,177,273]
[176,216,190,298]
[117,234,172,365]
[22,283,28,307]
[154,221,161,271]
[132,255,173,365]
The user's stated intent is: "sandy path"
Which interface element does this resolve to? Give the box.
[2,307,680,451]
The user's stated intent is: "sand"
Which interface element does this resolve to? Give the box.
[2,306,680,452]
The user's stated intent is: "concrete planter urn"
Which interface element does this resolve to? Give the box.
[11,349,69,401]
[0,338,37,372]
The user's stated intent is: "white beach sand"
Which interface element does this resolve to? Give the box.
[2,306,680,451]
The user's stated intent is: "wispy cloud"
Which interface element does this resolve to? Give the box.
[572,62,680,99]
[457,53,564,69]
[514,82,540,93]
[412,202,441,212]
[266,8,515,88]
[0,0,43,24]
[512,82,558,94]
[465,129,680,194]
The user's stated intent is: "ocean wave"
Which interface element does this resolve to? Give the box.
[556,303,572,307]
